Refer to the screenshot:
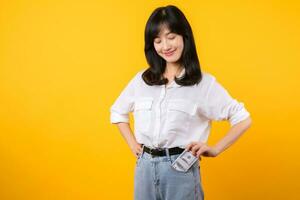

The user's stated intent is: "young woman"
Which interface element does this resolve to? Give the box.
[110,5,252,200]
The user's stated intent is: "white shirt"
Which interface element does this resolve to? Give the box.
[110,68,250,149]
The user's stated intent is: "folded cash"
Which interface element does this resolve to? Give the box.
[171,149,198,172]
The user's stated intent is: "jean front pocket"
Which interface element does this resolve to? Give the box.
[135,156,140,166]
[135,154,143,168]
[133,98,153,135]
[169,153,200,174]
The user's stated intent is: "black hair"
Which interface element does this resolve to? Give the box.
[142,5,203,86]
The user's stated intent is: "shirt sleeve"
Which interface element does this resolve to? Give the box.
[109,72,139,124]
[203,76,250,127]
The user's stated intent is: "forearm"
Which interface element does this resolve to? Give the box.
[213,117,252,156]
[114,122,138,147]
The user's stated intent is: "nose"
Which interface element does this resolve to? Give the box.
[162,40,172,52]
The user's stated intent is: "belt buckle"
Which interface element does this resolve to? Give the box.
[149,148,155,157]
[149,148,153,154]
[150,147,160,157]
[149,147,163,157]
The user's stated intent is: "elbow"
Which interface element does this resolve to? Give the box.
[110,112,130,125]
[243,116,252,129]
[111,122,130,128]
[231,115,252,129]
[111,121,129,125]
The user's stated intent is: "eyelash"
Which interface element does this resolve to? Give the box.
[154,36,176,43]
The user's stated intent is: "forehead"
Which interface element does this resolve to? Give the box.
[157,25,173,37]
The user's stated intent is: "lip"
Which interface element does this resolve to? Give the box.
[164,50,176,56]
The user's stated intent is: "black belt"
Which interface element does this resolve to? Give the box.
[142,144,185,157]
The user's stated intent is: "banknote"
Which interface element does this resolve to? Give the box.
[171,149,198,172]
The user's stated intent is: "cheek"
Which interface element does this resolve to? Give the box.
[174,37,184,49]
[153,44,161,53]
[177,39,184,50]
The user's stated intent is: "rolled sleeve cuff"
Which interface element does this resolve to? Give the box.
[110,112,130,124]
[229,109,250,127]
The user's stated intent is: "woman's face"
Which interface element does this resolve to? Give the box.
[153,26,184,63]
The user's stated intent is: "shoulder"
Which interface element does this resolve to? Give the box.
[195,71,217,90]
[138,67,148,75]
[201,71,216,83]
[136,68,146,77]
[124,68,147,87]
[133,68,147,82]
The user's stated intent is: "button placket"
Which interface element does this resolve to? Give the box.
[154,86,166,147]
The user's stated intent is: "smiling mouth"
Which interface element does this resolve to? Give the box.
[164,50,175,56]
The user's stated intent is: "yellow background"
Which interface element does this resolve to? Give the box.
[1,0,299,199]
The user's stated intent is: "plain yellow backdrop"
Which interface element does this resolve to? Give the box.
[1,0,299,199]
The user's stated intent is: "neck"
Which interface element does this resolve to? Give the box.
[165,62,183,76]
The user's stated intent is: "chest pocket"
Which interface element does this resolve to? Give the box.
[133,98,153,135]
[165,99,197,134]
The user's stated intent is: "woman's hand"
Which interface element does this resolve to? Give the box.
[130,142,143,158]
[185,141,219,159]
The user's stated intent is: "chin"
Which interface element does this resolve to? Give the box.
[165,57,180,63]
[163,55,180,62]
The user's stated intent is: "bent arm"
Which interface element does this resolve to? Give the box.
[213,116,252,156]
[114,122,138,148]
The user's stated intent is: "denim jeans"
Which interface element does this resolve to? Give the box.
[134,145,204,200]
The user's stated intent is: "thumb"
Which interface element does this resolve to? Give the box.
[137,146,143,153]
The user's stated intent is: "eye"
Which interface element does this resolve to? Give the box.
[168,34,176,40]
[154,39,161,43]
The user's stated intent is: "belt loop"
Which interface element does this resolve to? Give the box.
[165,148,171,162]
[140,144,145,158]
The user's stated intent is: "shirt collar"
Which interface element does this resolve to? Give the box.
[161,67,185,89]
[176,67,185,79]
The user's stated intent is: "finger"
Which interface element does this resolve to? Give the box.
[186,142,197,151]
[137,147,142,153]
[191,144,200,156]
[196,146,207,157]
[137,145,143,152]
[192,142,202,150]
[195,151,200,158]
[137,148,142,154]
[185,144,192,151]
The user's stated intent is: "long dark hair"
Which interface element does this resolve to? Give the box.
[142,5,203,86]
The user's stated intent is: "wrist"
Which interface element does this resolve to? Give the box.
[213,145,222,156]
[128,138,138,148]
